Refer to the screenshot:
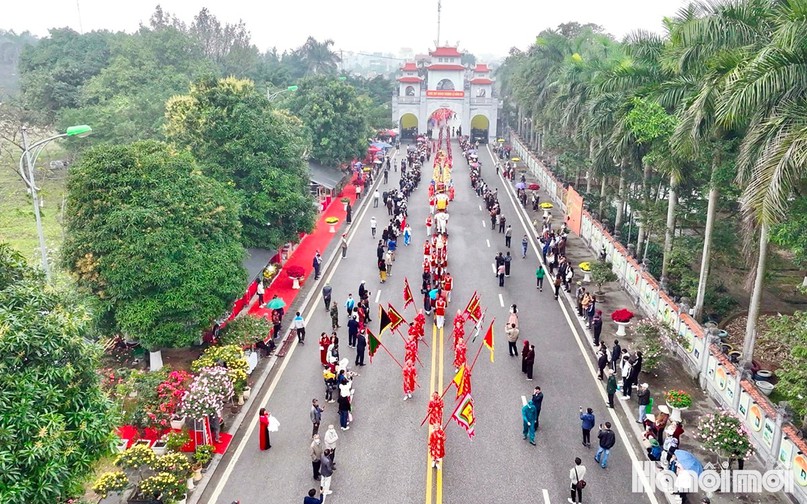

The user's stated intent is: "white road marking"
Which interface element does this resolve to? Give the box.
[499,293,504,307]
[491,263,496,275]
[482,220,486,228]
[486,239,490,248]
[521,395,527,406]
[375,290,381,303]
[542,489,551,504]
[208,163,384,502]
[479,204,482,211]
[488,144,658,504]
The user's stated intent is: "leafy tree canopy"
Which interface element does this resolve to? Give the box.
[281,75,373,166]
[18,28,116,119]
[0,243,118,504]
[61,140,246,349]
[164,77,316,248]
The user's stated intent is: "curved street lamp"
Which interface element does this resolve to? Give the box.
[19,124,92,282]
[267,85,298,101]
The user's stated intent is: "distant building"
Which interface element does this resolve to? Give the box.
[391,46,498,143]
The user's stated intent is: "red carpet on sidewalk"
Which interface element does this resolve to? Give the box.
[249,177,361,320]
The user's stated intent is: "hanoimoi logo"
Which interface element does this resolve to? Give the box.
[632,461,794,494]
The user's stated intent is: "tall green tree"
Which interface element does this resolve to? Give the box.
[0,243,118,504]
[61,141,246,357]
[57,24,216,149]
[165,77,315,248]
[282,75,372,166]
[17,28,116,121]
[294,37,341,75]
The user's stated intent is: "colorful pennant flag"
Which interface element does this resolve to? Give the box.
[464,291,482,322]
[483,320,495,363]
[387,303,406,331]
[453,364,471,398]
[379,305,392,335]
[368,329,380,362]
[451,393,476,439]
[403,277,415,309]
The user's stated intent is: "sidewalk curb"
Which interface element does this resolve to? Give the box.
[188,155,393,504]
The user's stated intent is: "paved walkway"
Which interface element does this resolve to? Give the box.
[499,141,790,504]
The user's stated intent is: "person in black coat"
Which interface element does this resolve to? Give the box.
[597,344,608,380]
[355,330,367,366]
[610,340,622,373]
[531,386,544,428]
[592,310,603,346]
[347,315,359,348]
[523,344,535,380]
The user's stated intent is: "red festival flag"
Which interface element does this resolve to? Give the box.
[379,305,392,336]
[387,303,406,331]
[464,291,481,322]
[403,277,415,309]
[451,393,476,439]
[483,320,495,363]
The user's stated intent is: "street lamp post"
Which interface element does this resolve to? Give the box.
[267,85,298,101]
[19,124,92,282]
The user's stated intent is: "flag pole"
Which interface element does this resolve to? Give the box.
[470,316,494,372]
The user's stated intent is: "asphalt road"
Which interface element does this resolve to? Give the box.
[199,140,655,504]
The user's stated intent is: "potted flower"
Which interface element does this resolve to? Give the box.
[115,444,158,482]
[697,411,755,469]
[611,308,635,336]
[340,197,351,210]
[177,366,234,424]
[164,430,190,453]
[194,444,215,475]
[286,265,306,290]
[92,471,129,500]
[666,389,692,422]
[325,216,340,233]
[151,437,168,456]
[139,472,186,504]
[539,201,554,218]
[154,452,193,491]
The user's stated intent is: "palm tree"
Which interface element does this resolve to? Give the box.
[666,0,772,319]
[295,37,341,75]
[718,0,807,362]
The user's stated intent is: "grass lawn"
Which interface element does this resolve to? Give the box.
[0,144,69,264]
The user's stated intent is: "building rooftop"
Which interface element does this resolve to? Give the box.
[430,46,462,58]
[473,63,490,73]
[398,76,423,83]
[401,62,418,72]
[427,64,466,71]
[470,77,493,85]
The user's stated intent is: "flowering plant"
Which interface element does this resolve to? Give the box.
[191,345,249,394]
[285,265,305,278]
[665,389,692,408]
[178,366,234,420]
[153,452,192,478]
[92,471,129,497]
[139,472,185,502]
[144,370,192,428]
[697,411,755,460]
[263,263,281,281]
[611,308,635,323]
[115,444,157,478]
[325,216,339,224]
[194,444,215,466]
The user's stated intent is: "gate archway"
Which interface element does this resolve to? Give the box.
[399,113,418,139]
[471,115,490,144]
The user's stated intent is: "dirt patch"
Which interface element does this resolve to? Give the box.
[721,314,789,370]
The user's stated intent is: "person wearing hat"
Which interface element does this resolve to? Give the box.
[646,437,662,461]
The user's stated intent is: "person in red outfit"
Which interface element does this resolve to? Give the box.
[403,360,417,400]
[319,332,331,368]
[258,408,271,450]
[435,296,447,329]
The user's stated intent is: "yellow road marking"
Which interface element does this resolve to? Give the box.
[436,325,444,504]
[426,322,438,504]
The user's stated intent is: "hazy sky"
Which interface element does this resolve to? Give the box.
[4,0,690,58]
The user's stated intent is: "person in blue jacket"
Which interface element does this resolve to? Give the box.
[303,488,323,504]
[580,406,596,447]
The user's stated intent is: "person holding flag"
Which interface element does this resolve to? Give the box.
[403,360,417,400]
[453,336,467,373]
[434,295,447,329]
